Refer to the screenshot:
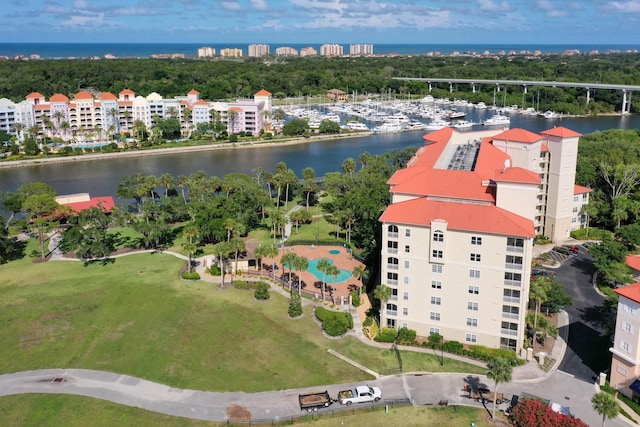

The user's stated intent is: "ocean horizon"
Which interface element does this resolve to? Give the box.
[0,42,638,59]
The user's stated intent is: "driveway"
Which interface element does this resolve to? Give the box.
[553,245,613,382]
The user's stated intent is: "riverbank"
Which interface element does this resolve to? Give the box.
[0,131,373,169]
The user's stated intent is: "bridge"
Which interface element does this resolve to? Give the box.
[392,77,639,114]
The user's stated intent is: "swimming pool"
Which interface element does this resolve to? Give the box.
[307,258,352,283]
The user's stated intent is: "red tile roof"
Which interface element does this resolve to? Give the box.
[541,126,582,138]
[379,198,535,237]
[60,196,115,213]
[493,128,542,144]
[194,100,209,106]
[254,89,272,96]
[574,184,592,194]
[493,167,541,184]
[74,91,94,100]
[616,281,640,303]
[50,93,69,102]
[26,92,44,99]
[119,89,135,95]
[390,168,496,202]
[99,92,118,100]
[228,106,243,111]
[188,89,200,94]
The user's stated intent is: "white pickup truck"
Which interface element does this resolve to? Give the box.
[338,385,382,406]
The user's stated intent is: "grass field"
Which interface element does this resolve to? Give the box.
[0,394,496,427]
[0,239,484,394]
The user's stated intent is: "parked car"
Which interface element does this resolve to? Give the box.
[338,385,382,406]
[531,269,555,279]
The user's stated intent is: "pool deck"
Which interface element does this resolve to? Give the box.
[262,244,364,302]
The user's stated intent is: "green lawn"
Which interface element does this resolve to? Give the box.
[0,394,496,427]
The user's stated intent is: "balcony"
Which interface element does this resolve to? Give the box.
[501,329,518,337]
[386,310,397,317]
[502,312,519,320]
[390,295,398,301]
[387,248,398,254]
[505,263,522,270]
[387,279,398,286]
[387,264,399,270]
[388,232,398,238]
[503,279,521,287]
[506,246,524,253]
[503,296,520,304]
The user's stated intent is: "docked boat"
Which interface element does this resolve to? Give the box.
[482,115,510,126]
[424,119,451,131]
[372,122,403,133]
[403,120,427,131]
[346,122,370,131]
[475,102,487,109]
[451,120,475,129]
[539,110,560,119]
[446,110,466,119]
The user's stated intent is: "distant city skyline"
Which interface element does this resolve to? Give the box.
[3,0,640,45]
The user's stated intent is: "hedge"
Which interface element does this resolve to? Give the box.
[374,327,397,343]
[315,306,353,337]
[181,272,200,280]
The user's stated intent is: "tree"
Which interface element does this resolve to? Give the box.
[486,357,512,420]
[282,118,309,136]
[116,174,153,212]
[288,290,303,317]
[212,241,233,288]
[292,255,309,295]
[23,193,60,259]
[302,167,317,211]
[374,284,392,328]
[319,119,340,134]
[281,251,298,290]
[255,243,278,277]
[0,192,24,230]
[159,173,174,197]
[316,258,333,300]
[176,174,189,204]
[229,236,246,279]
[75,206,115,262]
[182,224,200,273]
[591,392,619,427]
[530,276,551,347]
[352,265,367,296]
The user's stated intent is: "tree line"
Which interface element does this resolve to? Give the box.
[1,53,638,113]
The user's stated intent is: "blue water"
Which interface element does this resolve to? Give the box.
[307,259,352,284]
[0,43,637,59]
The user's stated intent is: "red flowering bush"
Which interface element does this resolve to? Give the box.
[511,398,588,427]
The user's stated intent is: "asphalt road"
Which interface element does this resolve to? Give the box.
[551,245,614,382]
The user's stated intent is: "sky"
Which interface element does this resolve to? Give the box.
[3,0,640,45]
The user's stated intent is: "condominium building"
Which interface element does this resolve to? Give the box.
[378,126,586,354]
[350,44,374,55]
[300,47,318,57]
[320,44,344,56]
[610,283,640,399]
[248,44,270,57]
[1,88,272,142]
[220,48,243,58]
[275,46,298,56]
[197,46,216,58]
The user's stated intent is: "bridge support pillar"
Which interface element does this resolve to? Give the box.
[523,85,527,94]
[428,83,432,92]
[586,88,590,104]
[449,83,453,93]
[472,84,476,93]
[621,90,632,114]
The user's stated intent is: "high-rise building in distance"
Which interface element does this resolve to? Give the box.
[350,44,374,55]
[220,48,243,58]
[300,47,318,57]
[320,44,344,56]
[248,44,270,57]
[275,46,298,56]
[197,46,216,58]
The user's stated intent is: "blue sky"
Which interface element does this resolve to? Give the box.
[3,0,640,45]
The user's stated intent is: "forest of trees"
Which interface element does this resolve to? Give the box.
[1,52,638,114]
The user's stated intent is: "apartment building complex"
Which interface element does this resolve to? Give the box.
[1,88,272,142]
[350,44,374,55]
[220,48,243,58]
[197,46,216,58]
[275,46,298,56]
[320,44,344,56]
[610,283,640,399]
[300,47,318,57]
[248,44,270,57]
[378,126,587,353]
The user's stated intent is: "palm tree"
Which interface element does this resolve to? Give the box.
[229,237,246,280]
[281,251,298,291]
[262,243,279,279]
[159,173,174,197]
[316,259,335,300]
[227,109,239,134]
[212,241,233,288]
[182,224,200,273]
[60,121,70,141]
[11,122,25,142]
[176,174,188,204]
[108,108,120,134]
[374,285,392,327]
[133,120,146,141]
[486,357,512,420]
[591,391,619,427]
[352,265,367,296]
[302,167,317,211]
[292,255,309,295]
[53,110,64,135]
[530,276,551,348]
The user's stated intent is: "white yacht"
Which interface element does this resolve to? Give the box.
[451,120,474,129]
[482,115,510,126]
[372,122,403,133]
[539,110,561,119]
[475,102,487,109]
[403,120,427,131]
[424,118,451,131]
[346,122,370,131]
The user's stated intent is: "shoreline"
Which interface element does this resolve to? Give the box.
[0,132,373,169]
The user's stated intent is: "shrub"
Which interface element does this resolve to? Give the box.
[232,281,255,290]
[229,134,238,142]
[288,291,303,317]
[396,327,417,345]
[374,327,397,343]
[468,345,519,363]
[428,333,443,344]
[443,341,464,354]
[350,290,361,307]
[254,282,270,300]
[512,398,588,427]
[209,264,221,276]
[315,306,353,336]
[363,316,374,327]
[181,272,200,280]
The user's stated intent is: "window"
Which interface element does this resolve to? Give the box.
[432,264,443,274]
[403,276,409,285]
[623,321,634,334]
[502,305,519,318]
[430,312,440,321]
[387,225,398,236]
[405,245,410,253]
[573,195,579,202]
[431,296,441,305]
[620,340,632,353]
[431,281,442,289]
[465,333,477,343]
[506,237,524,248]
[403,308,408,316]
[503,289,521,302]
[501,321,518,335]
[403,292,409,300]
[402,322,408,329]
[469,269,480,279]
[572,207,578,213]
[505,255,523,268]
[387,241,398,253]
[468,286,479,295]
[387,272,398,285]
[387,318,396,328]
[433,231,444,242]
[429,327,440,335]
[504,272,522,283]
[432,250,443,258]
[470,253,481,262]
[467,302,478,311]
[405,229,411,237]
[500,338,517,351]
[391,288,398,300]
[471,236,482,245]
[466,318,478,327]
[387,257,399,269]
[404,260,410,269]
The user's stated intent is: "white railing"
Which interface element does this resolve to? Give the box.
[505,263,522,270]
[501,329,518,336]
[503,296,520,303]
[502,312,519,320]
[504,279,521,287]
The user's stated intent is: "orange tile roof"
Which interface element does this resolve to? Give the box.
[188,89,200,94]
[26,92,44,99]
[541,143,549,152]
[228,106,243,111]
[626,256,640,272]
[616,281,640,303]
[99,92,118,100]
[390,168,495,202]
[541,126,582,138]
[254,89,272,96]
[119,89,135,95]
[34,105,50,110]
[379,198,535,237]
[179,100,188,105]
[194,100,209,105]
[493,167,541,184]
[74,91,94,100]
[574,184,592,194]
[50,93,69,102]
[119,101,132,106]
[493,128,542,144]
[60,196,116,214]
